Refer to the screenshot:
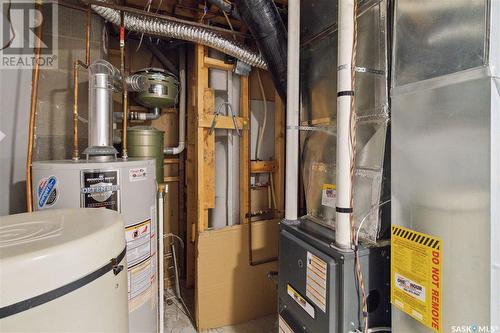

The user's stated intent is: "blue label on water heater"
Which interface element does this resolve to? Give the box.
[38,176,58,209]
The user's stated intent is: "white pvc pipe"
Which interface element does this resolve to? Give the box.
[285,0,300,221]
[335,0,355,248]
[158,187,166,333]
[164,46,186,155]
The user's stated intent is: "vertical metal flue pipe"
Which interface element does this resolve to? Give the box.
[88,72,113,147]
[285,0,300,221]
[335,0,355,249]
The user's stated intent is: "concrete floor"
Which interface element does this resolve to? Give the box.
[164,289,277,333]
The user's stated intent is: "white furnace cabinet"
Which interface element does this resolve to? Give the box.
[0,208,128,332]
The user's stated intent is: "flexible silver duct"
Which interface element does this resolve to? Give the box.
[91,1,267,70]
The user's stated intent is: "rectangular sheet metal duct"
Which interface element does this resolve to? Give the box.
[300,0,390,242]
[392,0,499,330]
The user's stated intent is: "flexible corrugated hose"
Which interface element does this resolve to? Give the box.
[90,0,267,70]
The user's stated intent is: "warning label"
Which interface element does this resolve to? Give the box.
[321,184,336,208]
[287,284,315,319]
[128,257,154,312]
[125,220,152,267]
[391,226,442,332]
[306,252,327,312]
[279,315,295,333]
[129,167,147,182]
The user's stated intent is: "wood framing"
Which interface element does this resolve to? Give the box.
[274,92,285,216]
[251,160,277,174]
[240,76,251,224]
[187,44,284,331]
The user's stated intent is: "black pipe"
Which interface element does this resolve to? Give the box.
[144,39,178,75]
[234,0,287,100]
[207,0,241,20]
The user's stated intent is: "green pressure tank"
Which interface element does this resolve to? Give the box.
[127,126,165,183]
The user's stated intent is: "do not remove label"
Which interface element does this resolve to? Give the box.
[391,226,442,332]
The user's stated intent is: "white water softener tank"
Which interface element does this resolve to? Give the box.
[32,159,158,333]
[0,209,128,332]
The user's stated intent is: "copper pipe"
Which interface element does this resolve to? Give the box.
[72,61,88,160]
[26,1,44,212]
[120,11,128,159]
[72,61,80,160]
[86,5,91,64]
[72,6,92,160]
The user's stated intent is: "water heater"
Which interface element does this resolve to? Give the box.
[32,159,158,333]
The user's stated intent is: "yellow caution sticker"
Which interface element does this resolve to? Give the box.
[287,284,315,319]
[321,184,336,208]
[391,226,442,333]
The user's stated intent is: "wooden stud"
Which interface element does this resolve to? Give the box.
[240,75,250,224]
[164,176,181,182]
[203,56,235,71]
[251,160,277,174]
[202,88,216,210]
[274,92,285,216]
[198,115,248,130]
[195,45,209,233]
[185,46,197,288]
[163,158,180,165]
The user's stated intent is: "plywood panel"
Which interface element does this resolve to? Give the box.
[196,221,278,331]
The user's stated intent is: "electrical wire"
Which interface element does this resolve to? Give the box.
[163,233,185,249]
[154,0,163,14]
[136,0,153,51]
[1,0,15,51]
[347,1,368,333]
[355,199,391,246]
[270,172,277,210]
[255,69,268,160]
[199,1,208,23]
[222,10,236,41]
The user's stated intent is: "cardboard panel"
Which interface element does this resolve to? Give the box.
[196,221,278,330]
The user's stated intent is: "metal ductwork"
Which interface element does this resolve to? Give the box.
[234,0,287,100]
[90,0,267,70]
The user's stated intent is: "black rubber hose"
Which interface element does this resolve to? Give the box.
[207,0,241,20]
[234,0,287,100]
